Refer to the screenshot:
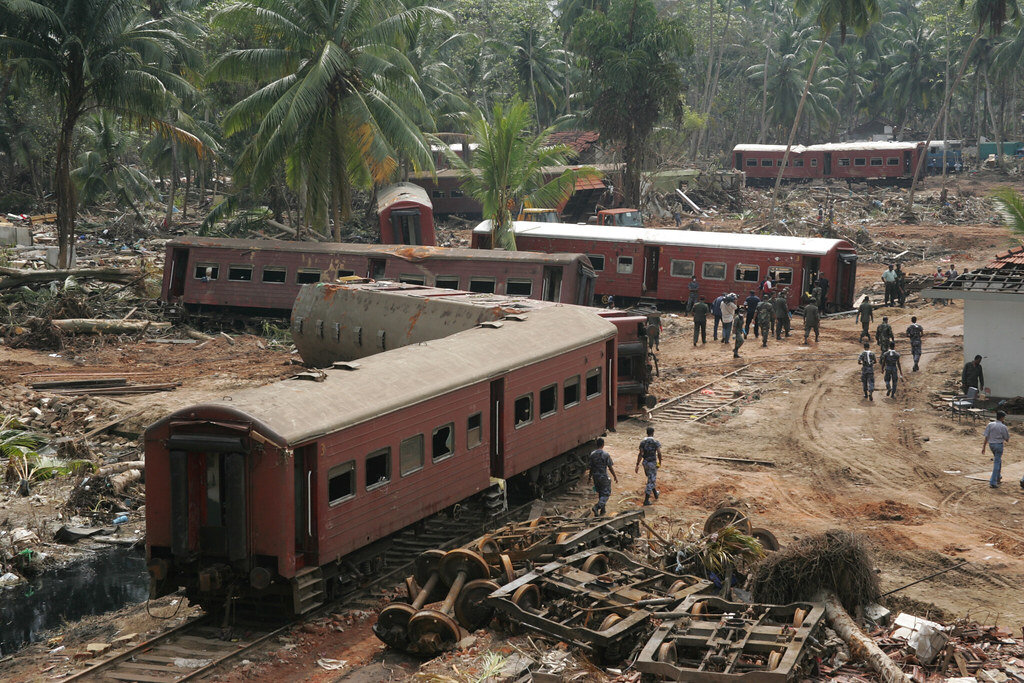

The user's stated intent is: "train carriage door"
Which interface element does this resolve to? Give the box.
[836,252,858,310]
[391,210,422,245]
[168,248,189,298]
[293,444,318,566]
[542,266,563,302]
[367,258,387,280]
[605,339,616,430]
[489,379,505,478]
[823,153,832,176]
[802,257,820,300]
[734,152,742,170]
[642,247,660,294]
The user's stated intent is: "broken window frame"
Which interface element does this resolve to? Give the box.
[227,264,254,282]
[585,368,601,399]
[261,266,287,284]
[193,262,219,280]
[365,448,391,490]
[514,393,533,428]
[296,268,321,284]
[432,423,455,463]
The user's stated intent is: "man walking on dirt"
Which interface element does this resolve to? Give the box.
[588,438,618,516]
[733,312,745,358]
[744,290,760,337]
[691,296,709,346]
[982,410,1013,489]
[685,276,700,315]
[756,298,773,347]
[773,291,790,339]
[803,301,820,343]
[858,342,877,400]
[876,316,894,357]
[856,298,874,342]
[712,294,725,341]
[881,264,897,306]
[962,355,985,394]
[721,294,738,343]
[906,317,924,371]
[635,426,662,506]
[882,341,904,398]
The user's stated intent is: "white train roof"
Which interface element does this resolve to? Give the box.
[733,142,920,153]
[473,221,852,256]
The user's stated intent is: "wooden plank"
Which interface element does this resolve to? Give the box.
[698,455,776,467]
[107,671,183,683]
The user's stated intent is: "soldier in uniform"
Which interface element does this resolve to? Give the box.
[895,265,907,307]
[756,298,773,347]
[906,316,923,371]
[816,271,830,308]
[858,342,877,401]
[810,284,823,311]
[634,427,662,506]
[588,438,618,516]
[773,291,790,339]
[733,312,745,358]
[882,341,904,398]
[685,276,700,315]
[856,298,874,342]
[691,296,709,346]
[875,316,894,357]
[744,290,760,337]
[803,301,820,343]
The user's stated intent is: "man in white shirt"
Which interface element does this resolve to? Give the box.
[982,410,1012,489]
[720,294,738,344]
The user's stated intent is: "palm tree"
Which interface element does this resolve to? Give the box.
[767,0,881,220]
[208,0,448,239]
[882,21,943,131]
[508,27,568,129]
[0,0,203,268]
[440,100,598,251]
[905,0,1021,212]
[993,188,1024,236]
[72,112,156,217]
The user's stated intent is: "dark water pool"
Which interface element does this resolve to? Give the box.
[0,546,149,655]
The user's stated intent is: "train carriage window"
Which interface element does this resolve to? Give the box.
[735,264,760,282]
[564,376,580,408]
[539,384,557,418]
[400,435,424,476]
[768,266,794,285]
[337,269,355,279]
[435,275,460,289]
[670,259,694,277]
[794,159,805,167]
[514,394,533,428]
[328,461,355,505]
[838,158,850,167]
[760,159,773,166]
[469,277,496,293]
[467,413,482,448]
[432,424,454,462]
[399,275,425,285]
[506,279,532,296]
[431,190,447,198]
[262,266,287,283]
[616,256,634,274]
[193,263,219,280]
[854,158,866,166]
[227,265,253,281]
[450,189,465,198]
[886,157,899,165]
[296,268,321,284]
[810,159,818,167]
[870,157,883,166]
[746,159,758,167]
[702,262,726,280]
[587,254,605,271]
[366,448,391,490]
[585,368,602,399]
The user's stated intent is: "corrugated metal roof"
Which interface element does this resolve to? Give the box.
[157,303,615,445]
[376,182,431,213]
[166,236,587,265]
[473,221,853,256]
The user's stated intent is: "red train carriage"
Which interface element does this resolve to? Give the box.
[732,141,925,187]
[145,301,617,614]
[472,222,858,311]
[161,237,596,313]
[377,183,435,246]
[597,309,657,414]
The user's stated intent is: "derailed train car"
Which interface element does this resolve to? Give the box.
[144,293,617,615]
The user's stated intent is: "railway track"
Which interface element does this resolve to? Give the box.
[63,482,595,682]
[650,364,794,423]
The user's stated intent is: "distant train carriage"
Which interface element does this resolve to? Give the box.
[732,141,925,187]
[377,183,435,246]
[160,237,596,314]
[472,222,858,311]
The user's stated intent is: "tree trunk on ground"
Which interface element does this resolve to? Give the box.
[98,461,145,477]
[906,30,981,213]
[110,468,142,494]
[50,319,172,334]
[816,590,911,683]
[768,37,827,221]
[0,266,139,290]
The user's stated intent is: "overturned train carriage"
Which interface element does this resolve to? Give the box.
[144,302,617,615]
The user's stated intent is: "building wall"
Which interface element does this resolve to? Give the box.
[964,298,1024,398]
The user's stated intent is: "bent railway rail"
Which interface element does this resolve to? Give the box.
[650,364,795,424]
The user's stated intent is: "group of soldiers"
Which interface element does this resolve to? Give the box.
[854,293,926,400]
[587,426,663,515]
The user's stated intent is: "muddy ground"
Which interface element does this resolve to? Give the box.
[1,175,1022,681]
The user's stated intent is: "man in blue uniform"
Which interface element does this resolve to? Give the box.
[882,341,904,398]
[588,438,618,516]
[906,316,924,371]
[634,427,662,506]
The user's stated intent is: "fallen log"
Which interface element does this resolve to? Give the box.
[110,469,142,494]
[98,461,145,477]
[816,590,910,683]
[50,318,172,335]
[0,267,139,290]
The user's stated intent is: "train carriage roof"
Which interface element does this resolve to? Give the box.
[166,236,588,265]
[147,303,615,446]
[733,142,921,153]
[376,182,432,213]
[474,221,853,257]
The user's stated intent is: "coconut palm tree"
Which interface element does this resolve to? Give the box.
[767,0,881,220]
[0,0,204,267]
[208,0,448,239]
[440,100,598,251]
[993,188,1024,236]
[72,112,156,217]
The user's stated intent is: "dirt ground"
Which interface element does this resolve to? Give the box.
[2,175,1023,681]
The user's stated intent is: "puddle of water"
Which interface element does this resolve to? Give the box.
[0,546,149,655]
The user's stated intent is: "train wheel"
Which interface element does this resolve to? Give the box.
[598,613,622,632]
[554,531,573,544]
[439,549,490,587]
[497,554,516,585]
[751,528,780,552]
[581,553,609,576]
[511,583,541,612]
[703,507,752,536]
[407,609,461,656]
[657,641,678,663]
[476,534,501,555]
[414,550,447,603]
[667,580,691,596]
[690,601,706,615]
[768,650,783,670]
[453,579,500,630]
[375,603,416,650]
[792,607,807,627]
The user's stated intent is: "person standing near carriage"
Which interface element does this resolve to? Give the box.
[712,294,725,341]
[691,296,709,346]
[906,316,924,371]
[881,264,897,306]
[756,298,774,347]
[588,438,618,516]
[744,290,760,336]
[733,312,746,358]
[635,427,662,506]
[685,276,700,316]
[773,291,790,339]
[816,271,829,309]
[803,301,820,343]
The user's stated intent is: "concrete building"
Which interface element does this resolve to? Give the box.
[924,247,1024,398]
